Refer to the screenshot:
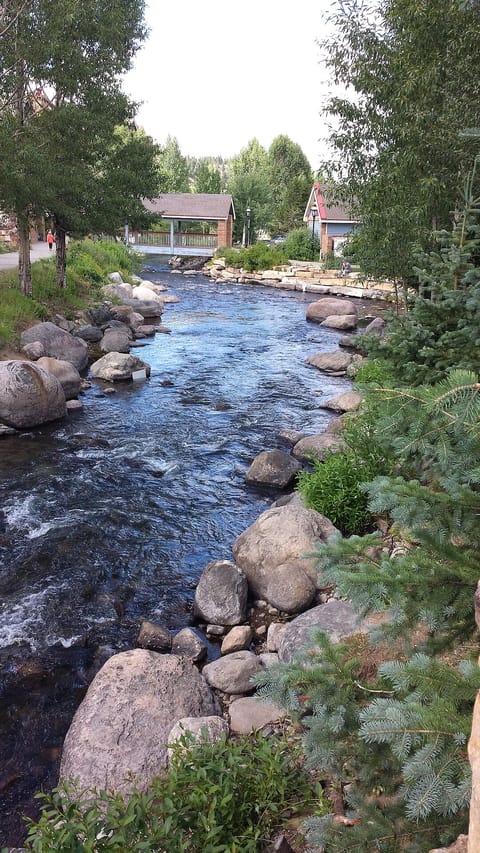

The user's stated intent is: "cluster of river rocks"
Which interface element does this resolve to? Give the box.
[2,272,405,851]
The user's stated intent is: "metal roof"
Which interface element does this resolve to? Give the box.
[143,193,235,221]
[304,183,360,223]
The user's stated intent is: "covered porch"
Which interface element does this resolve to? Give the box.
[132,193,235,256]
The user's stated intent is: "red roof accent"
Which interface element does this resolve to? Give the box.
[314,182,327,220]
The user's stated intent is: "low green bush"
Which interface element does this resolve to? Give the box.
[215,243,286,271]
[283,227,320,261]
[296,402,395,535]
[23,732,324,852]
[323,250,343,270]
[68,239,137,280]
[297,449,379,535]
[0,239,137,346]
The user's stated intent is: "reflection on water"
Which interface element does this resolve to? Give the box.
[0,266,356,845]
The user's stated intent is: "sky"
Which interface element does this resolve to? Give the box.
[123,0,337,172]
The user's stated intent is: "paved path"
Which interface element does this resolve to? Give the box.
[0,241,55,271]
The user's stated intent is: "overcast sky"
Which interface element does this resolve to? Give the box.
[123,0,337,172]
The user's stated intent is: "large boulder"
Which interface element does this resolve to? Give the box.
[278,600,373,663]
[100,326,132,354]
[0,360,66,428]
[193,560,248,626]
[74,326,103,343]
[102,281,134,301]
[306,298,358,323]
[292,432,345,462]
[306,351,352,375]
[90,352,151,382]
[202,651,264,694]
[321,314,358,331]
[59,649,219,795]
[36,357,81,400]
[21,321,88,371]
[245,449,302,489]
[229,697,286,734]
[322,391,363,413]
[131,285,165,304]
[122,298,164,319]
[232,499,339,613]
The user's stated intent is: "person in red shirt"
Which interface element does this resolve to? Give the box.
[46,230,55,251]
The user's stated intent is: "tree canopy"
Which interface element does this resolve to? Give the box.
[0,0,157,290]
[320,0,480,282]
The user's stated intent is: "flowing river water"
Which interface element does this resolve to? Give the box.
[0,261,377,846]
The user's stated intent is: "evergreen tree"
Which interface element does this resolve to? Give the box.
[254,171,480,849]
[361,153,480,384]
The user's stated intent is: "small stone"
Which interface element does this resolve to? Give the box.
[205,624,226,637]
[136,620,172,652]
[221,626,253,655]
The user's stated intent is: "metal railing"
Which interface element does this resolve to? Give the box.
[134,231,218,249]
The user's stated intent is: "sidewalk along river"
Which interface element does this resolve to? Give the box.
[0,262,359,846]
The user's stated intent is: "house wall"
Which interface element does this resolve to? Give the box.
[327,223,356,237]
[217,216,233,249]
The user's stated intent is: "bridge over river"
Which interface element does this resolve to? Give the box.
[131,192,236,257]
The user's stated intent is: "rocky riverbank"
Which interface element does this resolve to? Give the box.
[1,267,392,851]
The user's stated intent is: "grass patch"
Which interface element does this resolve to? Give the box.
[0,239,137,348]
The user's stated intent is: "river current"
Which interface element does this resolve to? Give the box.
[0,262,357,845]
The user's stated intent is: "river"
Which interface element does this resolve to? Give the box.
[0,261,364,846]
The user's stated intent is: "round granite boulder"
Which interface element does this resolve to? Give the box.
[0,360,66,428]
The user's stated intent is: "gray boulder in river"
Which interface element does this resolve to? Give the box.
[59,650,220,796]
[90,352,151,382]
[0,360,66,428]
[306,297,358,323]
[232,496,339,613]
[21,321,88,371]
[36,356,82,400]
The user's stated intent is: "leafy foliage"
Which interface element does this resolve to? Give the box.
[215,243,286,272]
[23,732,322,852]
[156,135,190,193]
[320,0,480,282]
[267,135,313,235]
[283,227,320,261]
[296,394,395,535]
[0,239,135,344]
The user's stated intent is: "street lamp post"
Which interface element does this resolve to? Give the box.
[311,207,317,258]
[246,206,251,248]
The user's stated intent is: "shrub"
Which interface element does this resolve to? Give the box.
[215,243,286,271]
[23,732,324,852]
[296,449,380,535]
[296,401,395,535]
[323,250,342,270]
[68,239,137,280]
[283,227,320,261]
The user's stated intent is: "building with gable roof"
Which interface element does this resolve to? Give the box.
[303,182,360,258]
[136,193,235,255]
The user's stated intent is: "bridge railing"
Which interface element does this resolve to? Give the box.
[134,231,218,249]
